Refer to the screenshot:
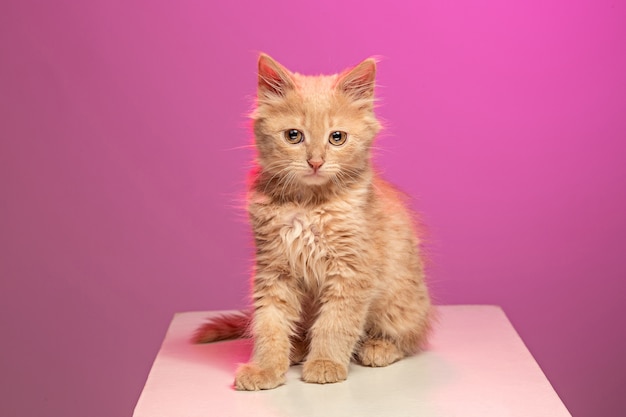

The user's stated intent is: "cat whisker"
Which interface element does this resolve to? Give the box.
[368,146,390,154]
[334,171,354,190]
[279,171,298,202]
[264,167,293,196]
[335,167,362,186]
[224,144,257,152]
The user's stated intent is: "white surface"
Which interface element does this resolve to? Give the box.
[133,305,571,417]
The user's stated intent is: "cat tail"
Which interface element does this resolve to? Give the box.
[193,310,252,343]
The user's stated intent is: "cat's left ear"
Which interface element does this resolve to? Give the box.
[336,58,377,100]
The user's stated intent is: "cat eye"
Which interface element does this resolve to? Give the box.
[329,131,347,146]
[284,129,304,144]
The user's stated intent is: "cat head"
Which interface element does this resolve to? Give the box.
[251,54,381,191]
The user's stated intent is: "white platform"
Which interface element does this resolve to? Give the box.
[133,305,571,417]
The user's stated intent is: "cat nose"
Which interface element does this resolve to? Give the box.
[307,159,324,171]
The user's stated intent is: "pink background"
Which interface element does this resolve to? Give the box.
[1,1,624,416]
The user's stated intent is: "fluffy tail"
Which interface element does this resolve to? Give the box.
[193,310,252,343]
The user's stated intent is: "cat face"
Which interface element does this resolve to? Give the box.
[252,54,381,188]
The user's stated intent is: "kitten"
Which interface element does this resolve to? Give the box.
[195,53,432,391]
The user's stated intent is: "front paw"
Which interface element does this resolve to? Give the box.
[302,359,348,384]
[234,363,285,391]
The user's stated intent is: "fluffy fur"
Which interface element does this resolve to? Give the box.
[194,53,432,390]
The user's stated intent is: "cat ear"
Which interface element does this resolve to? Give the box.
[336,58,377,100]
[257,53,295,98]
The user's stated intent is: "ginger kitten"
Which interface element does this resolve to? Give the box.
[195,53,432,390]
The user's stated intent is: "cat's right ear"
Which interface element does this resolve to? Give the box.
[258,54,295,98]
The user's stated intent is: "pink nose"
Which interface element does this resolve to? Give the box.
[308,159,324,171]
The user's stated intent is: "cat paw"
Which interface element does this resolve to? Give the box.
[234,363,285,391]
[302,359,347,384]
[356,338,403,367]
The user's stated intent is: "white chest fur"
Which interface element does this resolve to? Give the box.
[277,208,329,285]
[249,189,369,287]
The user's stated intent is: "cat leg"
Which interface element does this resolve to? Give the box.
[235,272,301,391]
[289,294,315,365]
[356,284,432,367]
[301,274,372,384]
[355,319,430,368]
[289,334,308,365]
